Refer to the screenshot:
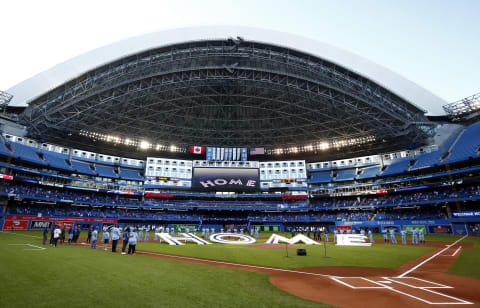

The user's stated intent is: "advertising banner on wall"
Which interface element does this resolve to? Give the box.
[3,220,28,230]
[427,225,452,234]
[30,221,53,230]
[402,225,426,234]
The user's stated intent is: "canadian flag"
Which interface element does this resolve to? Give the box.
[189,146,205,154]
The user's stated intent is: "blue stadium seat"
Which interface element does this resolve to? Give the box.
[71,160,96,176]
[443,122,480,164]
[10,142,47,165]
[119,168,144,181]
[381,156,412,176]
[40,150,73,171]
[334,169,356,182]
[410,150,442,170]
[0,139,12,156]
[309,172,332,183]
[357,166,381,179]
[95,164,119,178]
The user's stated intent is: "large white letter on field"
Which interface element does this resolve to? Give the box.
[266,234,320,245]
[336,234,371,246]
[157,232,211,245]
[209,233,256,244]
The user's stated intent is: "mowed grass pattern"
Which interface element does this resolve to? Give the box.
[0,232,333,308]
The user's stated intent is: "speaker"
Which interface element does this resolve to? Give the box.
[297,248,307,256]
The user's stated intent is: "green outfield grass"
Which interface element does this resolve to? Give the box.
[0,231,332,308]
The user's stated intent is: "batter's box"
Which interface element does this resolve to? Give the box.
[331,277,390,289]
[385,277,452,289]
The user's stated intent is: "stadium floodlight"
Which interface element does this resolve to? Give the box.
[318,142,329,150]
[139,141,151,150]
[170,145,177,152]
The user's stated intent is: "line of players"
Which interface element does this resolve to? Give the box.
[288,226,426,245]
[381,227,426,245]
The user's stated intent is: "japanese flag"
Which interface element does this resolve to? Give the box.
[190,146,205,154]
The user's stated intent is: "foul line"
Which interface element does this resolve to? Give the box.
[451,246,462,257]
[136,250,333,278]
[397,235,468,278]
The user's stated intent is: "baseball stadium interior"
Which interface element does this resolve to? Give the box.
[1,37,479,236]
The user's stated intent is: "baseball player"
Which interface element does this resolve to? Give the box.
[138,226,144,242]
[412,228,418,245]
[255,228,259,239]
[401,229,407,245]
[360,229,365,236]
[368,229,374,243]
[419,228,425,244]
[382,229,389,243]
[145,227,149,241]
[389,228,397,244]
[333,229,338,243]
[323,231,329,242]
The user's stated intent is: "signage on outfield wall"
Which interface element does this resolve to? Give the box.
[452,211,480,217]
[3,220,29,230]
[403,225,426,234]
[428,225,452,234]
[30,221,53,229]
[6,215,118,223]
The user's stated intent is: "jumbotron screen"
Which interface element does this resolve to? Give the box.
[192,167,260,192]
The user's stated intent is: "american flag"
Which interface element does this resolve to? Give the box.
[250,147,265,155]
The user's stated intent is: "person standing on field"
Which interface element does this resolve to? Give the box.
[87,225,93,244]
[91,227,98,249]
[60,226,66,244]
[68,226,74,244]
[128,227,138,255]
[53,225,61,247]
[102,228,110,250]
[42,226,48,245]
[110,225,121,253]
[122,226,130,255]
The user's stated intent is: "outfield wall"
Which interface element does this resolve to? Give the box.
[0,215,475,235]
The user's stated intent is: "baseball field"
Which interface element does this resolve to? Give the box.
[1,231,479,308]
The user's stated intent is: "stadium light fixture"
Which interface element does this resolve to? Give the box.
[318,142,329,150]
[139,140,151,150]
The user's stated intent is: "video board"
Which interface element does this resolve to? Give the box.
[192,167,259,192]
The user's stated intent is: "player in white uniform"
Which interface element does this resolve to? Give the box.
[419,228,425,244]
[401,229,407,244]
[389,228,397,244]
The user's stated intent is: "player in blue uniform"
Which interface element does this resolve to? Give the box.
[418,228,425,244]
[382,229,389,243]
[389,228,397,244]
[145,227,149,241]
[401,229,407,245]
[412,228,418,245]
[138,226,143,242]
[368,229,374,243]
